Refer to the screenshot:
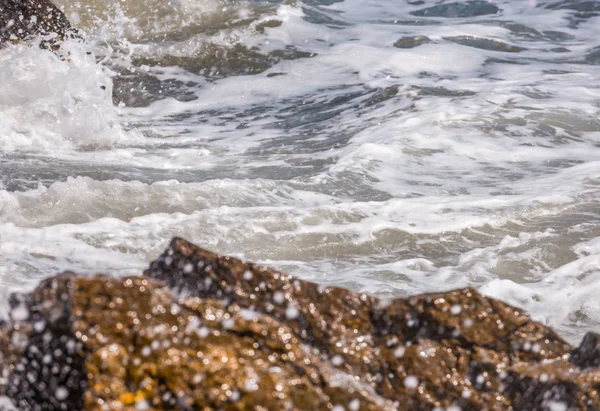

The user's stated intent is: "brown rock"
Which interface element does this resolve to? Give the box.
[144,237,575,410]
[0,237,597,410]
[3,274,392,410]
[393,36,431,49]
[145,237,380,378]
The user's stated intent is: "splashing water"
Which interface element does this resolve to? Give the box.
[1,0,600,343]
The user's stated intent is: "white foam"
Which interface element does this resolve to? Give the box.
[0,40,137,152]
[1,0,600,344]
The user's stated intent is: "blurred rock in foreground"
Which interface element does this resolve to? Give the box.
[0,237,599,410]
[0,0,71,44]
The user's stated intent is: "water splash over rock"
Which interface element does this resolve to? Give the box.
[1,238,599,409]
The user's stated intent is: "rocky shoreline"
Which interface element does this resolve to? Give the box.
[1,2,600,409]
[0,237,598,410]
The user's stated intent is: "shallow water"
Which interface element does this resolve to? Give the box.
[1,0,600,343]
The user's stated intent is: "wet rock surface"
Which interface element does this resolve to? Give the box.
[0,237,599,410]
[393,36,432,49]
[0,0,71,44]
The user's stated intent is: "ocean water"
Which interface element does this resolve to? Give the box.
[1,0,599,343]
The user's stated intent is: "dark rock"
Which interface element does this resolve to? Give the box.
[410,1,500,18]
[0,237,598,410]
[571,332,600,369]
[505,360,600,410]
[444,36,525,53]
[0,0,71,44]
[1,275,87,410]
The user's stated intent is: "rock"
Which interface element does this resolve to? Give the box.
[1,274,391,410]
[0,237,598,410]
[145,238,576,410]
[505,360,600,410]
[0,0,71,44]
[1,275,87,410]
[410,1,500,18]
[571,332,600,369]
[145,238,380,379]
[443,36,525,53]
[393,36,431,49]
